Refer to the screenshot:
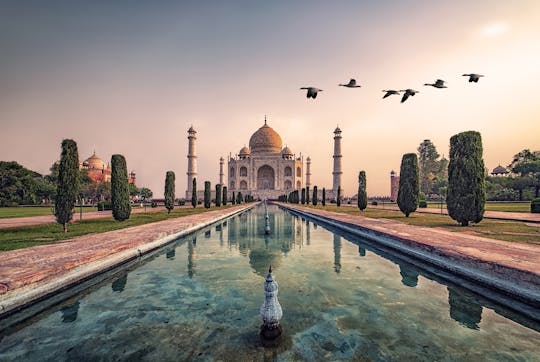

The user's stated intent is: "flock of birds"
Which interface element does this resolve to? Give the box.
[300,73,484,103]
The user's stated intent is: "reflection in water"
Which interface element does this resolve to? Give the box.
[306,221,311,245]
[188,237,196,278]
[333,234,341,273]
[166,249,176,260]
[60,301,80,323]
[111,274,128,293]
[358,246,366,257]
[398,264,419,288]
[448,287,483,329]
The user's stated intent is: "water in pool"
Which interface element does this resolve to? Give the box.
[1,205,539,361]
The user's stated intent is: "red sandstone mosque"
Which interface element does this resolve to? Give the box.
[80,151,136,185]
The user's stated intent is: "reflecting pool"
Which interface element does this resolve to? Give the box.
[1,205,539,361]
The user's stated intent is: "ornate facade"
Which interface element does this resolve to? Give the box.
[228,120,304,200]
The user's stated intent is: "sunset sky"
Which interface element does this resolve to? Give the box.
[1,1,539,197]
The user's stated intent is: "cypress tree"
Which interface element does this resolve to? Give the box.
[222,186,228,206]
[232,191,236,205]
[301,188,306,204]
[191,178,197,208]
[204,181,211,208]
[236,191,242,204]
[306,186,310,204]
[164,171,175,214]
[55,139,79,233]
[111,154,131,221]
[215,184,222,207]
[337,186,342,206]
[358,171,367,211]
[322,188,326,206]
[313,186,318,206]
[397,153,419,217]
[447,131,486,226]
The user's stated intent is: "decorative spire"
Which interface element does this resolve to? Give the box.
[260,264,282,343]
[264,115,267,125]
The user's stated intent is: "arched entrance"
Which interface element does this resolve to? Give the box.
[257,165,275,190]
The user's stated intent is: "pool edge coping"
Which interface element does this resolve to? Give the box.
[0,203,258,319]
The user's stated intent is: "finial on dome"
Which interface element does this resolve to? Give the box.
[269,265,272,274]
[264,115,267,125]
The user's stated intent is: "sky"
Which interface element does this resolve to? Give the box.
[1,0,539,197]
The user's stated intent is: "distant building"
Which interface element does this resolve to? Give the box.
[390,170,399,201]
[490,165,509,176]
[81,151,136,184]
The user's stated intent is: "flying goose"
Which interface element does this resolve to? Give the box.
[400,89,419,103]
[424,79,447,88]
[462,73,484,83]
[382,90,401,99]
[300,87,323,99]
[339,79,361,88]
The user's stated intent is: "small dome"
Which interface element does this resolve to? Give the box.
[334,126,342,133]
[249,122,283,154]
[306,156,311,161]
[239,146,251,156]
[491,165,508,175]
[84,152,106,170]
[281,146,293,156]
[188,125,196,133]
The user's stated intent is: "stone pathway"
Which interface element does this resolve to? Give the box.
[0,204,254,316]
[366,204,540,223]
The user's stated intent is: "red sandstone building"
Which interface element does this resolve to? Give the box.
[80,152,136,185]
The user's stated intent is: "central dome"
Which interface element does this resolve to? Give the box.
[249,122,283,154]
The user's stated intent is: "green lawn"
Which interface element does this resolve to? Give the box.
[425,202,531,213]
[0,206,98,218]
[304,205,540,244]
[0,205,236,252]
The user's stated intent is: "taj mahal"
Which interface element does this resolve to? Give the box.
[185,118,343,201]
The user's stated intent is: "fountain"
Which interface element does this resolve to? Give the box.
[259,265,282,344]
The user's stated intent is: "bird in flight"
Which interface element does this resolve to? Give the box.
[462,73,484,83]
[400,89,419,103]
[300,87,323,99]
[339,79,361,88]
[424,79,447,88]
[382,90,401,99]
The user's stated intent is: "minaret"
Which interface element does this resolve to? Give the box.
[187,126,197,197]
[219,157,224,185]
[306,156,312,187]
[332,126,343,193]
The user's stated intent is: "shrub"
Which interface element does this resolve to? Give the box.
[531,198,540,213]
[178,199,185,206]
[357,171,367,211]
[337,186,341,207]
[97,201,112,211]
[151,201,157,208]
[313,186,318,206]
[447,131,486,226]
[215,184,222,207]
[397,153,419,217]
[111,154,131,221]
[222,186,228,206]
[419,200,427,208]
[371,201,378,206]
[55,139,79,232]
[164,171,175,214]
[204,181,211,208]
[191,178,197,208]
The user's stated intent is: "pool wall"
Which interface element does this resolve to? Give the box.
[0,203,258,320]
[278,203,540,322]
